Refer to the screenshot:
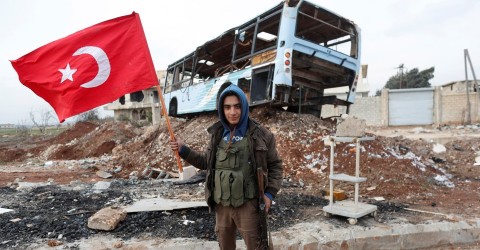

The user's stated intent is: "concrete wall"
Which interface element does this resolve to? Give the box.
[321,95,385,126]
[109,85,479,127]
[437,92,479,124]
[321,88,479,126]
[349,96,383,126]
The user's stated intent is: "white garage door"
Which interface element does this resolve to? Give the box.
[389,88,434,126]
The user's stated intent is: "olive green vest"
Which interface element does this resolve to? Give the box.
[213,136,257,207]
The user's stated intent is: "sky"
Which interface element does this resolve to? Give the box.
[1,0,479,124]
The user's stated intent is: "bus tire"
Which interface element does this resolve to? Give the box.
[169,99,178,117]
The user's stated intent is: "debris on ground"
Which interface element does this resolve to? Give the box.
[1,106,480,248]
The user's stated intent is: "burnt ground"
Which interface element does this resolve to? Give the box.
[0,107,480,249]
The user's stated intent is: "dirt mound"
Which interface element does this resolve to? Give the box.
[2,107,480,249]
[2,107,480,218]
[42,121,139,160]
[51,121,98,144]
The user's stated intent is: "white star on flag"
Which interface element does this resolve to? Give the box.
[59,63,77,83]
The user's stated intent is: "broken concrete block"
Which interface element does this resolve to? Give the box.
[179,165,197,180]
[16,182,50,191]
[335,117,366,137]
[93,181,111,190]
[0,208,13,214]
[87,207,127,231]
[125,198,208,213]
[96,170,113,179]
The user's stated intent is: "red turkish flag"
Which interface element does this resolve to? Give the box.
[10,12,157,122]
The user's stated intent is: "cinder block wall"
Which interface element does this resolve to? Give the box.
[146,88,479,126]
[349,96,383,126]
[320,97,383,126]
[439,93,479,124]
[319,89,479,127]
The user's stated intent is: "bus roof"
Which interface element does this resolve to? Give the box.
[167,0,358,78]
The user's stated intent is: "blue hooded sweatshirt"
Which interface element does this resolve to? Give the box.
[217,84,249,143]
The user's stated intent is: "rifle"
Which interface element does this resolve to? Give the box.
[257,167,273,250]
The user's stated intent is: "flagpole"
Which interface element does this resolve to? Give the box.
[156,84,183,173]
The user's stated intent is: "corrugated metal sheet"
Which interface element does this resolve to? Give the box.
[389,88,434,126]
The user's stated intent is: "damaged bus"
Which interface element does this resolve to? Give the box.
[162,0,361,117]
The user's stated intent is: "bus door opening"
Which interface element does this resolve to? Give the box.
[238,78,251,102]
[250,66,273,103]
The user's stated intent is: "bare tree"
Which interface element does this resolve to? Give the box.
[30,109,53,134]
[76,109,100,122]
[16,119,30,137]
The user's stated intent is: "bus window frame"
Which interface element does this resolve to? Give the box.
[233,8,282,64]
[295,1,358,58]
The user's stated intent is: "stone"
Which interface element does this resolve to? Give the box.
[113,241,124,248]
[16,182,50,191]
[87,207,127,231]
[44,161,54,167]
[96,170,113,179]
[47,240,63,247]
[433,144,446,153]
[9,218,22,223]
[0,208,13,214]
[93,181,111,190]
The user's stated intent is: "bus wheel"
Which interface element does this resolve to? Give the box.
[169,99,178,116]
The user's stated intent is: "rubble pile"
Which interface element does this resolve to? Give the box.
[1,106,480,248]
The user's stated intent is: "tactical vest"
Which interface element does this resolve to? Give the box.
[213,136,257,207]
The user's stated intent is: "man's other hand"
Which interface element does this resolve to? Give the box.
[263,194,272,214]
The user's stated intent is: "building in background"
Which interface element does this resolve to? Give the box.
[441,80,478,93]
[324,64,370,99]
[106,70,165,124]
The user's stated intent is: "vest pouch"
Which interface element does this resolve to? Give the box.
[220,171,231,203]
[213,171,223,203]
[230,171,245,208]
[228,147,240,169]
[216,148,228,162]
[215,147,240,169]
[244,178,257,199]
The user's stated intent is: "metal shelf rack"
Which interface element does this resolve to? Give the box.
[322,136,377,224]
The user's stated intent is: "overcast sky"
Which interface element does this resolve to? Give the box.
[1,0,479,124]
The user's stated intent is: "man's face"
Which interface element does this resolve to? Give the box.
[223,95,241,126]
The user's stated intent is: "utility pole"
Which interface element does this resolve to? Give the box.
[396,64,404,89]
[464,49,480,116]
[464,49,472,125]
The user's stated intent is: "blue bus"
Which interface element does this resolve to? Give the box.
[163,0,361,117]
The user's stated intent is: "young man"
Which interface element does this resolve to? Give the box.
[170,84,283,249]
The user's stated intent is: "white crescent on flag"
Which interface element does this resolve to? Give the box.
[73,46,111,88]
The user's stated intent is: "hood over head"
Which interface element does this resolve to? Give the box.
[217,84,249,143]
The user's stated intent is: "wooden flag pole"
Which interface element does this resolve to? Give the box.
[156,84,183,173]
